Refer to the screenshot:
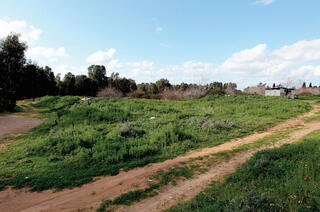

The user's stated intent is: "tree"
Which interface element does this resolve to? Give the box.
[112,78,137,94]
[309,82,312,88]
[210,82,223,90]
[223,82,237,94]
[88,65,107,88]
[0,63,16,111]
[244,82,266,95]
[302,82,306,88]
[75,75,97,96]
[55,74,65,95]
[0,34,27,111]
[21,63,38,97]
[177,82,189,91]
[62,72,76,95]
[137,83,148,92]
[146,83,159,95]
[156,79,171,93]
[21,64,58,98]
[43,66,57,95]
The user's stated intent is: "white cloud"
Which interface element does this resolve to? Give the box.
[53,64,87,78]
[166,61,214,84]
[290,65,320,79]
[122,67,171,82]
[271,39,320,62]
[215,38,320,88]
[128,61,154,70]
[26,46,67,62]
[0,18,70,66]
[106,59,123,70]
[123,61,213,84]
[0,18,42,42]
[254,0,276,6]
[220,44,267,70]
[179,61,212,75]
[155,27,163,33]
[86,48,116,64]
[122,69,145,80]
[122,61,154,80]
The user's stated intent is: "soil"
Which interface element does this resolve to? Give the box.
[122,116,320,212]
[0,115,43,137]
[0,104,319,212]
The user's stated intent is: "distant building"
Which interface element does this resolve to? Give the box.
[265,87,295,99]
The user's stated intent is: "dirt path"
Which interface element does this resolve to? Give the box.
[123,118,320,212]
[0,115,43,137]
[0,105,319,212]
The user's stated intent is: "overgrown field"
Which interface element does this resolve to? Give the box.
[0,95,310,191]
[169,130,320,212]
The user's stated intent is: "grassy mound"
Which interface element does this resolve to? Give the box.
[0,95,310,191]
[169,130,320,212]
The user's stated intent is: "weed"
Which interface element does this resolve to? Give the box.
[0,95,311,191]
[168,130,320,212]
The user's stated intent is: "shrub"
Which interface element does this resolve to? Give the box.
[297,92,312,96]
[161,87,209,101]
[129,90,146,99]
[182,87,208,99]
[161,89,183,101]
[0,89,16,112]
[208,88,226,96]
[296,87,320,95]
[97,87,123,98]
[148,94,161,99]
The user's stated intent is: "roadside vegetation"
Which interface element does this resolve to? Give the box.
[0,95,310,191]
[169,130,320,212]
[296,94,320,101]
[97,128,300,212]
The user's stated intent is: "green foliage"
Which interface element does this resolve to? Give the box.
[0,34,27,111]
[169,130,320,212]
[297,94,320,100]
[156,78,172,93]
[0,95,310,191]
[75,75,98,96]
[21,64,57,98]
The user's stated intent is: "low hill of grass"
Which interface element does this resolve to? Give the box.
[169,130,320,212]
[0,95,310,191]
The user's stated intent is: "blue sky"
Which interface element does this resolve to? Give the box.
[1,0,320,88]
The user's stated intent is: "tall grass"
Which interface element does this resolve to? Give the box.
[0,95,310,191]
[169,130,320,212]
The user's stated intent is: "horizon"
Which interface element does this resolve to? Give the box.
[1,0,320,89]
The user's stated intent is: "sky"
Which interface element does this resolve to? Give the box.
[1,0,320,89]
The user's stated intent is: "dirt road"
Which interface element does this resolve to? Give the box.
[123,117,320,212]
[0,105,319,212]
[0,115,43,137]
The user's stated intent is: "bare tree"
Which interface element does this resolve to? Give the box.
[244,82,266,95]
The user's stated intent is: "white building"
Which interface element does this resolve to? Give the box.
[265,87,295,99]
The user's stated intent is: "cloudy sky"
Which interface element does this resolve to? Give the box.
[1,0,320,88]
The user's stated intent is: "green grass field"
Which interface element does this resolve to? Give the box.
[169,130,320,212]
[0,95,311,191]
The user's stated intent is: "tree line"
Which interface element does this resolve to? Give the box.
[0,34,238,112]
